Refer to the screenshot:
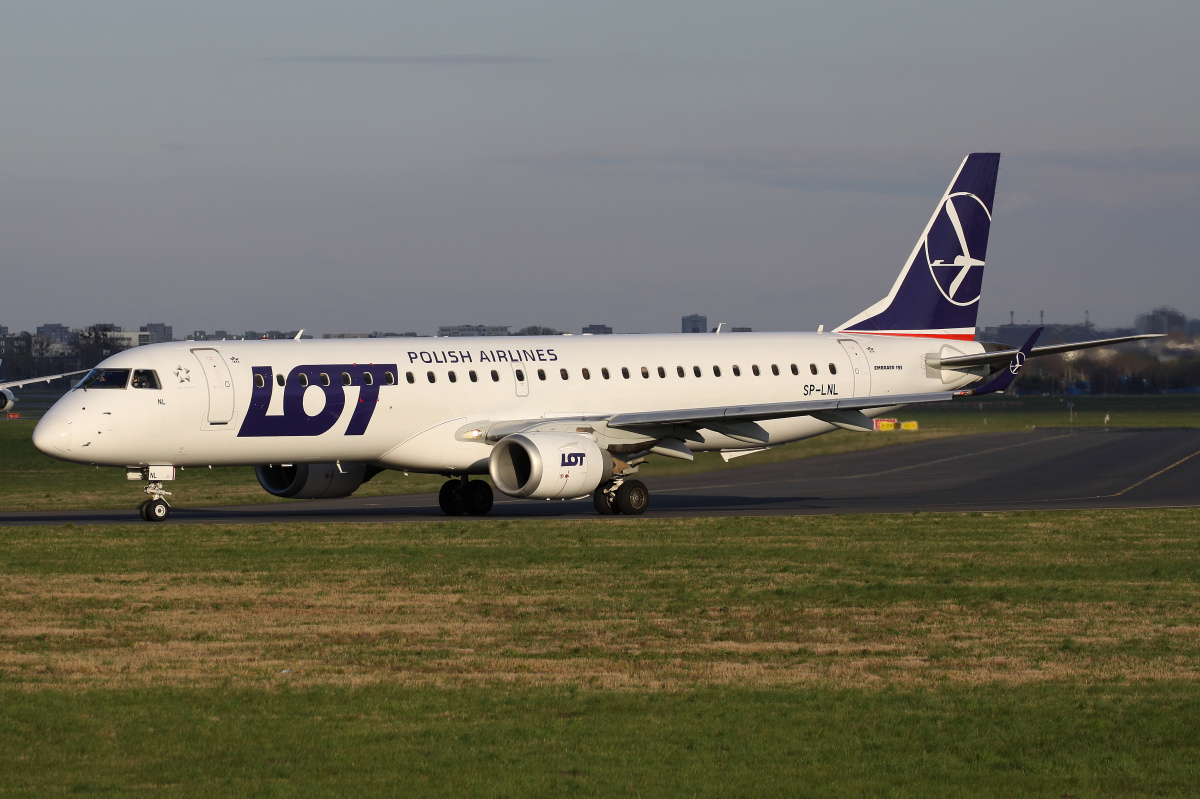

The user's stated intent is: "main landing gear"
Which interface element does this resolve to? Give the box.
[593,479,649,516]
[139,482,172,522]
[439,477,495,516]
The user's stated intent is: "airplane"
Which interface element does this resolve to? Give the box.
[26,153,1158,521]
[0,360,89,413]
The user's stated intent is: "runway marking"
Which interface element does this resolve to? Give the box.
[1109,445,1200,497]
[654,432,1077,494]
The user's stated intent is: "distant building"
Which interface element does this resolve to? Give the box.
[323,332,370,339]
[142,323,172,344]
[190,330,208,341]
[731,327,753,333]
[370,331,420,338]
[582,324,612,335]
[37,323,72,343]
[682,314,707,334]
[0,325,8,336]
[438,325,511,337]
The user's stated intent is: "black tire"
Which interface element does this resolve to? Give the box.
[439,480,467,515]
[138,500,152,521]
[615,480,649,515]
[147,499,170,521]
[464,481,494,516]
[593,485,617,515]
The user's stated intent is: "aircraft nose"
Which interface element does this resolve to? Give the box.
[33,412,72,455]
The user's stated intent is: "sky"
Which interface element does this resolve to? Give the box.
[2,1,1198,337]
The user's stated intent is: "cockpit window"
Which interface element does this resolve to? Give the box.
[131,370,161,389]
[76,368,130,389]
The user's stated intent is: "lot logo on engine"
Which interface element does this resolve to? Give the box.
[561,452,586,467]
[238,364,397,438]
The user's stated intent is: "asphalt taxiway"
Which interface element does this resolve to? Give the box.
[3,428,1198,526]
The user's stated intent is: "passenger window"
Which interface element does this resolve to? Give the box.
[254,374,265,389]
[132,370,161,389]
[299,373,309,387]
[732,365,741,377]
[469,370,478,382]
[771,364,779,376]
[640,367,650,379]
[385,372,395,385]
[537,369,546,381]
[427,371,436,383]
[752,365,760,376]
[601,368,610,380]
[276,373,285,387]
[621,367,630,379]
[515,369,525,381]
[342,372,352,386]
[491,370,500,382]
[448,371,457,383]
[829,363,838,375]
[810,364,818,375]
[560,368,569,380]
[319,373,330,387]
[363,372,374,386]
[677,366,685,377]
[582,368,591,380]
[713,366,721,377]
[406,372,415,384]
[791,364,799,375]
[693,366,702,377]
[657,367,666,378]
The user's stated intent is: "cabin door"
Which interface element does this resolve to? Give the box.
[191,348,236,425]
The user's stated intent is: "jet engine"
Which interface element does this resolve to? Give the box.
[254,462,378,499]
[0,388,15,412]
[489,432,613,499]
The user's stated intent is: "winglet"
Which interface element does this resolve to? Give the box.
[959,326,1043,396]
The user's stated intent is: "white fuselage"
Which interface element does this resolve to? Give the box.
[33,332,984,473]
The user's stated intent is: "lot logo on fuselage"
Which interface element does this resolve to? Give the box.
[238,364,397,438]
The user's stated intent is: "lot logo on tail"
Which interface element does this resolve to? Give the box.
[926,192,991,307]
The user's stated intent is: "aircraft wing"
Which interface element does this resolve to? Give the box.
[606,391,955,428]
[0,370,89,390]
[927,334,1161,370]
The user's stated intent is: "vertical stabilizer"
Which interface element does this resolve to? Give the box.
[837,153,999,340]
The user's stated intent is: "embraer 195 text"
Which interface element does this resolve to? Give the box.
[19,154,1154,520]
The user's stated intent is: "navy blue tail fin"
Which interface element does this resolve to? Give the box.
[837,153,999,340]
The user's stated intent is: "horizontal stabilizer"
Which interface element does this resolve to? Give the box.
[928,333,1162,370]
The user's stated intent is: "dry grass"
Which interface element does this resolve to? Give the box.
[4,565,1197,692]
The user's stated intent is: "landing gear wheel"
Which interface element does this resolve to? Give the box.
[593,485,617,515]
[146,498,170,521]
[615,479,649,515]
[439,479,467,515]
[464,481,494,516]
[139,500,152,521]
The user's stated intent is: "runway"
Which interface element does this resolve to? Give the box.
[3,427,1199,526]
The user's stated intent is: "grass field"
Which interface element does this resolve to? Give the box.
[3,393,1200,512]
[3,511,1199,794]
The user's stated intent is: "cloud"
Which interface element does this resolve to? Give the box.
[263,55,544,65]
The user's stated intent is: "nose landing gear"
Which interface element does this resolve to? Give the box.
[139,482,172,522]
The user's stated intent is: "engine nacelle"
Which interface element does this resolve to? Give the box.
[255,462,372,499]
[489,433,613,499]
[0,388,15,412]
